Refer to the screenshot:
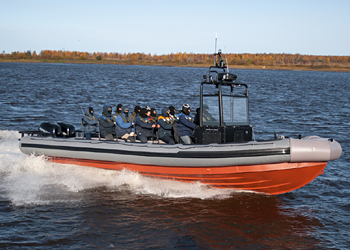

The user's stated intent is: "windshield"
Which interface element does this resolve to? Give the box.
[222,96,249,126]
[201,94,249,126]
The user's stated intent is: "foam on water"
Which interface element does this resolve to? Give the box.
[0,130,236,206]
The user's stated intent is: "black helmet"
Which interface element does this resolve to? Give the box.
[181,104,190,115]
[140,108,148,118]
[134,105,141,114]
[117,104,122,112]
[169,106,176,116]
[151,108,156,115]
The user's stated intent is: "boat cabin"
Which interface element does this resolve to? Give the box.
[194,50,253,144]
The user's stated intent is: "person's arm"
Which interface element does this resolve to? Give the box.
[99,117,115,128]
[83,116,98,125]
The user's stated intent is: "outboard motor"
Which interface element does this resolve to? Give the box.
[38,122,62,137]
[58,122,76,137]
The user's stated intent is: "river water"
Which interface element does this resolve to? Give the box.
[0,62,349,249]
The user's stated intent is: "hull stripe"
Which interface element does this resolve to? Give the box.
[21,143,290,159]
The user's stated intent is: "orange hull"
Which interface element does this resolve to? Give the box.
[49,157,327,195]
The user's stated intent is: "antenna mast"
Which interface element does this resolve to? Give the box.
[224,46,229,73]
[79,106,85,115]
[214,33,217,65]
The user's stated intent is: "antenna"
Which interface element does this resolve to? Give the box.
[79,106,85,115]
[224,46,229,73]
[215,32,217,53]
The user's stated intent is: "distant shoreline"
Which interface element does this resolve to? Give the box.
[1,58,350,73]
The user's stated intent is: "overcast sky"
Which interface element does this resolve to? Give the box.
[1,0,349,56]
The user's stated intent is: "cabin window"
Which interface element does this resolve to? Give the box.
[201,96,220,126]
[222,96,249,126]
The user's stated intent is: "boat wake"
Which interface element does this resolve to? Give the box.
[0,130,237,206]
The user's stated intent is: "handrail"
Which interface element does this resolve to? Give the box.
[97,120,101,140]
[81,118,85,139]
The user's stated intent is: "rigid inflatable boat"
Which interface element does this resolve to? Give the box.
[19,50,342,195]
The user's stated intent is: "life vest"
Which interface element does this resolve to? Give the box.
[202,112,212,122]
[85,114,96,121]
[120,113,131,124]
[178,113,194,122]
[158,116,174,124]
[136,116,150,124]
[149,116,157,123]
[101,112,116,122]
[114,111,122,117]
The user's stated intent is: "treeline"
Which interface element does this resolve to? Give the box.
[1,50,350,68]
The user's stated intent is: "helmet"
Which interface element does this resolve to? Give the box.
[181,104,190,115]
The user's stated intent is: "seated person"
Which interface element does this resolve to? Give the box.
[99,105,116,140]
[135,108,159,143]
[158,107,175,144]
[150,108,158,123]
[202,104,215,121]
[114,103,122,118]
[169,106,177,119]
[194,107,200,126]
[168,105,181,143]
[115,106,135,141]
[177,104,196,144]
[194,105,215,125]
[130,105,141,121]
[82,107,97,140]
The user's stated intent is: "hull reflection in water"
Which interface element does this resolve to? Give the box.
[80,193,322,249]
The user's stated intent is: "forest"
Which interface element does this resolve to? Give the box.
[1,50,350,71]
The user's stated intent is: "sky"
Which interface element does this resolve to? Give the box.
[1,0,349,56]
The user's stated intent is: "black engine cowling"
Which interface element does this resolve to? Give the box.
[58,122,76,137]
[38,122,62,136]
[38,122,76,137]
